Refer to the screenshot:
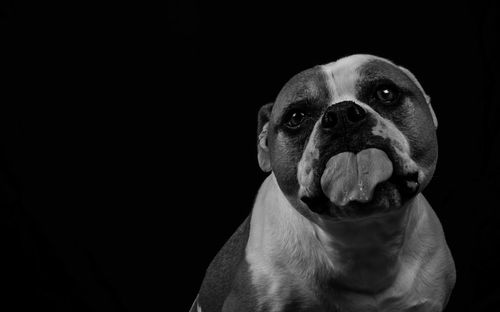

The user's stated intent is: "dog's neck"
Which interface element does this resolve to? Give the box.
[313,197,419,293]
[246,174,424,303]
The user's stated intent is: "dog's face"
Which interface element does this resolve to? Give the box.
[257,54,438,220]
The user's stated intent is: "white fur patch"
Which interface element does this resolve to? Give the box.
[246,174,326,311]
[320,55,372,101]
[298,55,377,197]
[365,101,424,183]
[246,175,288,311]
[245,175,451,311]
[297,123,321,198]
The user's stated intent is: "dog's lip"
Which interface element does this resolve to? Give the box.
[301,180,405,220]
[388,170,420,196]
[300,147,420,219]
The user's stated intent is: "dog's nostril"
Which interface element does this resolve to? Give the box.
[322,111,338,128]
[322,101,367,131]
[346,105,367,123]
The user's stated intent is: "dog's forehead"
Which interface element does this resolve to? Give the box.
[272,55,417,120]
[320,54,375,97]
[273,67,329,105]
[320,54,419,99]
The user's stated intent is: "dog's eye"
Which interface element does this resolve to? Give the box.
[375,85,400,105]
[285,111,306,129]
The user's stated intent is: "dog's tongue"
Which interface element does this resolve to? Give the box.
[320,148,393,206]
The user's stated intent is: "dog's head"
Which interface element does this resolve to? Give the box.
[257,54,438,220]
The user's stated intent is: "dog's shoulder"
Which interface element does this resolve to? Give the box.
[197,216,255,312]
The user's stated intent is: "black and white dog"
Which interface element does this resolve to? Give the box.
[191,54,456,312]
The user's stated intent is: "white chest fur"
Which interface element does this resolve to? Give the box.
[245,174,454,312]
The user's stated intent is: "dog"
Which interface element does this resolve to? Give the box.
[190,54,456,312]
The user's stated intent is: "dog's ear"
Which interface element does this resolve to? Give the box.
[398,66,438,129]
[257,102,273,172]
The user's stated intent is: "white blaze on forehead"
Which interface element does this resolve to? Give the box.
[320,55,365,101]
[320,54,383,103]
[298,54,377,196]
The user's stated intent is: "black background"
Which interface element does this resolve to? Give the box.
[1,0,499,311]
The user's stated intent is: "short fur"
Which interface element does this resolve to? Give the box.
[191,54,455,312]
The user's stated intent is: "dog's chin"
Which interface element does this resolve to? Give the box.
[301,175,419,220]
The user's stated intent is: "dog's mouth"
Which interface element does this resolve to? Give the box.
[300,148,420,219]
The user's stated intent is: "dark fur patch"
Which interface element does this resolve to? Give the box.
[266,67,332,198]
[355,59,438,187]
[199,217,254,312]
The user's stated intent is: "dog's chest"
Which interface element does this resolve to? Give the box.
[250,279,441,312]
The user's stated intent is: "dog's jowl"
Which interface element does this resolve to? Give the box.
[191,54,455,312]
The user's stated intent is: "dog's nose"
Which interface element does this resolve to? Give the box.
[321,101,367,131]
